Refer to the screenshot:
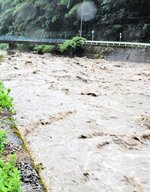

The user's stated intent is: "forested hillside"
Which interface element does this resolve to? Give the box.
[0,0,149,42]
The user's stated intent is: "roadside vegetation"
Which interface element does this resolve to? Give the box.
[0,44,9,50]
[59,36,85,54]
[0,81,21,192]
[58,36,85,56]
[0,130,21,192]
[0,81,14,114]
[33,45,56,54]
[31,36,85,56]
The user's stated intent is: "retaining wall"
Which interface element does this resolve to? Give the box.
[85,45,150,63]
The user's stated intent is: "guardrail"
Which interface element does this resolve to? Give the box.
[84,40,150,48]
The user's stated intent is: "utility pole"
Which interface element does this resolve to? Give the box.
[80,3,83,37]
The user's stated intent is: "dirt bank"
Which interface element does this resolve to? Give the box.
[1,51,150,192]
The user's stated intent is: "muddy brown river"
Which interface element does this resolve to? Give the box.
[1,51,150,192]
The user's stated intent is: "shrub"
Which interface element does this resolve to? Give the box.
[0,131,21,192]
[0,154,21,192]
[43,45,56,53]
[0,130,7,154]
[0,81,14,113]
[0,155,21,192]
[33,45,43,54]
[42,45,51,53]
[0,44,9,50]
[33,45,56,54]
[58,36,86,56]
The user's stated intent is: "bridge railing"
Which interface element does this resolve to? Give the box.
[0,35,65,44]
[0,35,150,48]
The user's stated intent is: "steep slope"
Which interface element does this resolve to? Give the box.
[0,0,149,42]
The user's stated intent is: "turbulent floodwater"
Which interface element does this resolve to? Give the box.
[1,51,150,192]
